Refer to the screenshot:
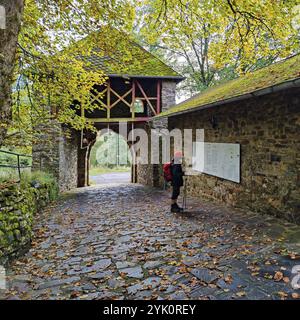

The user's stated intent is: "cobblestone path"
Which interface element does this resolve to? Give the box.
[1,183,300,300]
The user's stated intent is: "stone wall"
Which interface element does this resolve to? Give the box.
[32,122,79,192]
[78,131,97,188]
[32,121,61,179]
[168,88,300,224]
[151,80,177,130]
[137,80,177,186]
[161,81,176,111]
[136,164,154,185]
[0,180,58,263]
[58,127,79,191]
[136,124,154,186]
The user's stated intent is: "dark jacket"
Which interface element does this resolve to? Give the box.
[171,163,184,187]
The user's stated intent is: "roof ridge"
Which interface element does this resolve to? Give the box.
[155,54,300,118]
[178,53,300,107]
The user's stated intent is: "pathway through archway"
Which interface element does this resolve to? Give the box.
[89,130,132,185]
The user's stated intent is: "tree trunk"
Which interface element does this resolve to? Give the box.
[0,0,24,147]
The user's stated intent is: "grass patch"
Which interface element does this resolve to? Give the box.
[0,169,56,188]
[89,166,131,175]
[20,171,56,186]
[0,167,30,184]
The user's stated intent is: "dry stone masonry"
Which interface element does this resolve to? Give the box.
[0,180,58,263]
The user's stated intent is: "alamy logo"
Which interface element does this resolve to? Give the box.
[0,5,6,30]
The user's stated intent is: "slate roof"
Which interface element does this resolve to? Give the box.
[78,29,183,81]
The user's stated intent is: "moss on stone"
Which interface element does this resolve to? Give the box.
[77,29,182,79]
[0,177,58,263]
[156,54,300,118]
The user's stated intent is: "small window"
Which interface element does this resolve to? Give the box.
[133,99,144,113]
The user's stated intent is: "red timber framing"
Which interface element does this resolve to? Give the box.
[81,78,162,123]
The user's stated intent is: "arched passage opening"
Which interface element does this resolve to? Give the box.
[88,130,132,185]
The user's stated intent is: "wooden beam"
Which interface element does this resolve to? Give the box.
[107,80,111,108]
[132,80,136,119]
[107,80,111,118]
[136,81,157,116]
[110,87,133,108]
[135,97,158,100]
[90,88,108,109]
[157,80,161,114]
[91,87,107,101]
[86,117,149,123]
[93,98,108,110]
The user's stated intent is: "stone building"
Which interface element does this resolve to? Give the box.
[32,30,183,191]
[32,29,299,224]
[151,54,300,224]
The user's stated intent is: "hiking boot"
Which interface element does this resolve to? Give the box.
[174,203,184,212]
[171,205,180,213]
[171,204,184,213]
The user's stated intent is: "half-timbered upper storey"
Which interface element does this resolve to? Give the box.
[78,29,184,124]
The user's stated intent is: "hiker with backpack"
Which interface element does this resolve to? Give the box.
[163,151,185,213]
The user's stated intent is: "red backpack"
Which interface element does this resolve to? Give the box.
[163,162,173,182]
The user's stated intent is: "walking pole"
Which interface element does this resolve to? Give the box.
[182,176,187,211]
[184,177,187,209]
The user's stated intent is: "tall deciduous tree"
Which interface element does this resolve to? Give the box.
[1,0,136,147]
[1,1,299,147]
[139,0,299,97]
[0,0,24,147]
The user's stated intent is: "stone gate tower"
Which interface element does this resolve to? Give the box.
[32,30,183,191]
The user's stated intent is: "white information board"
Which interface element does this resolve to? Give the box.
[192,142,240,183]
